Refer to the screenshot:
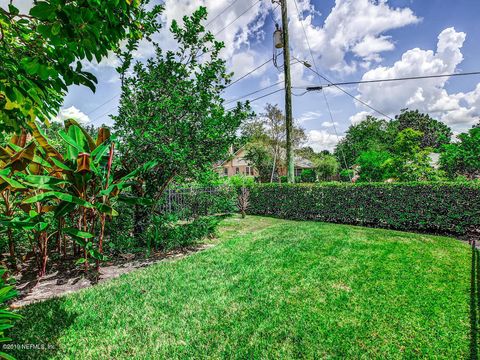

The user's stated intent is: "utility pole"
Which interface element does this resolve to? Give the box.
[279,0,295,183]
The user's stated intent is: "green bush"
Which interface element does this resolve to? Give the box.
[0,267,21,360]
[147,215,221,251]
[246,182,480,235]
[339,169,354,182]
[300,169,316,183]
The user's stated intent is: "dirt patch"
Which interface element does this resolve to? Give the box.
[12,243,214,308]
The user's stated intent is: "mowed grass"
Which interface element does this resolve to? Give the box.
[10,215,471,359]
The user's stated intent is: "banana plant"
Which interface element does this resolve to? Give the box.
[0,119,153,276]
[29,120,154,270]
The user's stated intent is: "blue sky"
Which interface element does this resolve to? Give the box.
[15,0,479,151]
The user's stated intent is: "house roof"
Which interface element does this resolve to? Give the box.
[216,145,315,169]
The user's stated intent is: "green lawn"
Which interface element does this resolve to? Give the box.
[10,215,472,359]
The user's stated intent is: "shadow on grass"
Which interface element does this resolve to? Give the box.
[470,242,479,360]
[7,297,77,360]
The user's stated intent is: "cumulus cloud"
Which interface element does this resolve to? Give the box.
[54,106,90,124]
[349,111,372,125]
[79,0,422,86]
[297,110,322,124]
[306,129,341,152]
[288,0,420,74]
[321,121,339,128]
[355,27,480,131]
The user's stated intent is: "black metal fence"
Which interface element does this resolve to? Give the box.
[156,185,237,219]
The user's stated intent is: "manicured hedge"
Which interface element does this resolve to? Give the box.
[246,182,480,235]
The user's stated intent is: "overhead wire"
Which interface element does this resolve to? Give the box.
[223,57,274,90]
[225,81,283,104]
[205,0,241,28]
[226,87,284,111]
[292,0,352,176]
[302,71,480,89]
[292,0,392,121]
[214,0,262,36]
[85,93,120,116]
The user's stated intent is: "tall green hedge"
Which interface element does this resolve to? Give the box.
[246,182,480,235]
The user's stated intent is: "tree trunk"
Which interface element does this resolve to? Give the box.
[7,228,15,262]
[133,183,149,246]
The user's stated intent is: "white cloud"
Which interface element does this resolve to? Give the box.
[80,0,421,85]
[321,121,339,128]
[349,111,372,125]
[297,110,322,124]
[231,50,268,79]
[356,27,480,131]
[54,106,90,124]
[306,129,341,152]
[288,0,420,74]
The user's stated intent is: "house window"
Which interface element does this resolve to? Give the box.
[224,167,228,176]
[235,167,240,174]
[294,168,303,177]
[246,166,251,175]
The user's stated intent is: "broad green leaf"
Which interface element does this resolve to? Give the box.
[0,175,26,189]
[23,191,93,208]
[51,157,74,171]
[65,119,96,151]
[29,2,56,20]
[95,203,118,216]
[54,201,76,218]
[63,227,94,239]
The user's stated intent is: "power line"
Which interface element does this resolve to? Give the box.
[85,93,120,116]
[292,0,351,178]
[225,81,283,104]
[304,71,480,90]
[214,0,262,36]
[206,0,241,28]
[223,57,273,90]
[292,0,392,121]
[304,66,393,120]
[226,87,284,111]
[91,105,118,124]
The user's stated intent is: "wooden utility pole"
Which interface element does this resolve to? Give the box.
[279,0,295,183]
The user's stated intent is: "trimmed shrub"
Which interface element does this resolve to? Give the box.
[147,215,221,251]
[246,182,480,235]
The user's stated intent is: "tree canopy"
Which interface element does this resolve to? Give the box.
[113,8,250,240]
[390,109,452,149]
[241,103,307,182]
[334,116,394,169]
[0,0,162,132]
[440,127,480,179]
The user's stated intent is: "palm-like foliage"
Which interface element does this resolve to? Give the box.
[0,119,151,276]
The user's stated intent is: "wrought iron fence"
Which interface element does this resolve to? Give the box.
[156,185,237,219]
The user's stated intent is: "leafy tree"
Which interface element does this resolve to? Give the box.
[299,169,316,183]
[356,150,391,182]
[0,0,162,131]
[440,127,480,179]
[113,8,250,243]
[242,103,307,182]
[390,109,452,149]
[382,129,443,181]
[314,154,339,181]
[334,116,394,169]
[243,141,273,183]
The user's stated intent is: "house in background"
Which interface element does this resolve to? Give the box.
[216,146,315,178]
[216,147,257,177]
